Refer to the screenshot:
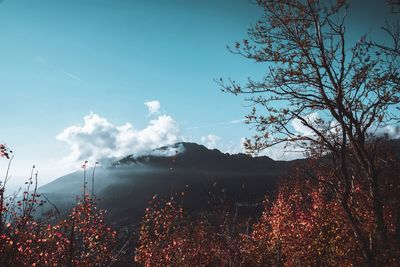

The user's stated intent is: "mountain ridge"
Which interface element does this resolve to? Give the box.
[38,139,400,226]
[38,142,297,226]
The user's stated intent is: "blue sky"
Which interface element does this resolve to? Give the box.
[0,0,393,187]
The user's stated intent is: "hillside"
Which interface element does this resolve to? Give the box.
[38,142,297,226]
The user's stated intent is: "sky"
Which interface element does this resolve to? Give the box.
[0,0,395,188]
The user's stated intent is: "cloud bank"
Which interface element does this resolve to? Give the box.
[200,134,222,149]
[379,125,400,139]
[144,100,161,115]
[291,112,321,136]
[57,112,181,163]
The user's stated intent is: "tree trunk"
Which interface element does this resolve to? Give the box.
[341,201,375,266]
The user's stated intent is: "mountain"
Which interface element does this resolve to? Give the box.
[38,142,299,227]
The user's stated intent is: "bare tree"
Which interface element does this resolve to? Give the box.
[368,1,400,56]
[218,0,400,265]
[388,0,400,14]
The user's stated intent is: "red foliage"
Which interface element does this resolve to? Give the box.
[245,175,363,266]
[0,199,117,266]
[0,149,117,266]
[2,139,400,265]
[0,144,10,159]
[243,155,400,266]
[136,147,400,266]
[57,200,117,266]
[135,196,234,266]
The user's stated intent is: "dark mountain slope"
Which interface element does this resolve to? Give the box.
[39,142,298,226]
[38,139,400,226]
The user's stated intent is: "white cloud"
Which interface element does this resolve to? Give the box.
[57,112,181,164]
[261,142,305,161]
[380,125,400,139]
[144,100,161,115]
[201,134,222,149]
[199,135,301,160]
[252,113,322,161]
[291,112,321,136]
[199,135,246,155]
[149,143,186,157]
[221,138,246,154]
